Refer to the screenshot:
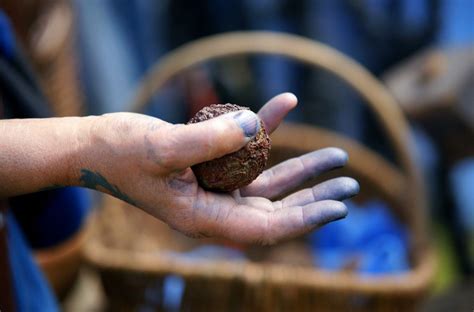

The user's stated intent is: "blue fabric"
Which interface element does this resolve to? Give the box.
[7,212,59,312]
[0,10,15,59]
[162,275,185,312]
[10,187,92,249]
[37,187,91,247]
[437,0,474,46]
[450,158,474,231]
[310,200,409,274]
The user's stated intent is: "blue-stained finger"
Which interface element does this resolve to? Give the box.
[201,198,348,245]
[280,177,359,208]
[258,200,348,244]
[240,147,349,199]
[302,200,348,226]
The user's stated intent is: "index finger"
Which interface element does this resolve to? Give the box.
[257,92,297,134]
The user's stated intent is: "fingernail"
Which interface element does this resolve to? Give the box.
[232,110,260,138]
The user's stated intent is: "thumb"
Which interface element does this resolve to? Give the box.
[161,110,260,170]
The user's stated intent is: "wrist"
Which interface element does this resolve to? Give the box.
[61,115,101,188]
[0,116,101,197]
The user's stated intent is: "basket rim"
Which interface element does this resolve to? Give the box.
[84,237,436,295]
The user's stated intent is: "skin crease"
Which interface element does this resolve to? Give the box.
[0,93,359,244]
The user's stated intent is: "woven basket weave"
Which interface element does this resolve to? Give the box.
[84,32,436,311]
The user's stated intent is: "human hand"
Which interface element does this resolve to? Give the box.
[79,93,359,244]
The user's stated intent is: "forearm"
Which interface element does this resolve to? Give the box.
[0,116,96,198]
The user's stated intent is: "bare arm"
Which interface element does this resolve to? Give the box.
[0,93,359,244]
[0,116,96,197]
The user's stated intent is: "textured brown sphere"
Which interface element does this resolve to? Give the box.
[188,104,271,192]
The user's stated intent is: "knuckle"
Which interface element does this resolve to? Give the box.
[156,125,184,168]
[199,133,215,154]
[157,148,178,169]
[204,120,239,156]
[210,118,234,140]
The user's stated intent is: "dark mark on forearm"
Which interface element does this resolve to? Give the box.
[79,169,136,205]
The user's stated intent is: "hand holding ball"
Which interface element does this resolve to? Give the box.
[188,104,271,192]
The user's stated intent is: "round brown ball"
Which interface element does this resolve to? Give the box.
[188,103,271,192]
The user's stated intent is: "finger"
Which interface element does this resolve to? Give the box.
[263,200,348,244]
[159,110,260,170]
[210,200,347,244]
[257,92,297,134]
[280,177,359,208]
[240,147,348,198]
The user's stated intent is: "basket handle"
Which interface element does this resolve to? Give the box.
[129,31,426,243]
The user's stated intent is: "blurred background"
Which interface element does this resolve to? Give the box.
[0,0,473,311]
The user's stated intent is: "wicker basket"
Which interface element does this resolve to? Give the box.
[84,32,436,311]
